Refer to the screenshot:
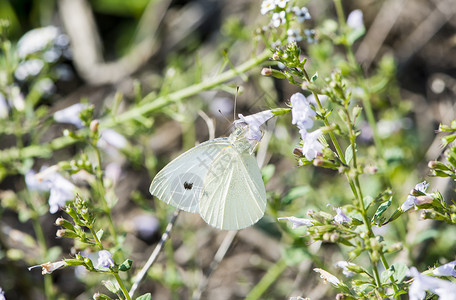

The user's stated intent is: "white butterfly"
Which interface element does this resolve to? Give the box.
[149,126,267,230]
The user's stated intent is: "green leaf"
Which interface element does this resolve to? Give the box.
[311,72,318,82]
[261,164,276,184]
[96,229,104,241]
[281,186,311,205]
[136,293,152,300]
[372,197,392,224]
[102,280,119,294]
[119,259,133,271]
[391,262,409,283]
[345,144,356,165]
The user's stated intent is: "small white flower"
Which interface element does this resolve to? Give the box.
[306,94,327,106]
[304,29,316,43]
[433,260,456,277]
[290,93,316,130]
[14,59,44,81]
[28,260,67,274]
[301,129,324,160]
[408,267,456,300]
[347,9,364,31]
[314,268,341,286]
[275,0,289,9]
[272,11,286,28]
[334,207,352,224]
[335,261,356,277]
[97,250,114,269]
[400,181,432,212]
[292,6,311,22]
[8,86,25,112]
[287,29,303,43]
[234,110,274,142]
[53,103,88,128]
[278,216,313,229]
[261,0,276,15]
[48,173,76,214]
[98,129,128,150]
[17,26,60,58]
[0,287,5,300]
[25,170,51,191]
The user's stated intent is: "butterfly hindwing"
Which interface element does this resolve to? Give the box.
[199,146,267,230]
[149,138,230,213]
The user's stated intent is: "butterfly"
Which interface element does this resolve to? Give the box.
[149,126,267,230]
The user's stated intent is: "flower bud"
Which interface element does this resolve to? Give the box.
[55,217,75,231]
[90,120,99,132]
[313,157,324,167]
[415,195,433,206]
[261,68,272,76]
[272,53,279,60]
[56,229,78,238]
[364,165,378,174]
[293,147,303,156]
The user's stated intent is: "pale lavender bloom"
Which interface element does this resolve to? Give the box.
[14,59,44,81]
[97,250,114,268]
[133,214,160,240]
[304,29,316,43]
[36,78,56,96]
[53,103,88,128]
[104,162,123,185]
[234,110,274,142]
[334,208,352,224]
[25,170,51,192]
[401,181,432,212]
[17,26,60,58]
[9,86,25,111]
[0,93,8,119]
[292,6,311,22]
[272,11,286,28]
[261,0,276,15]
[301,129,324,160]
[48,173,76,214]
[335,261,356,277]
[275,0,289,9]
[307,94,327,106]
[278,216,313,229]
[287,29,303,43]
[409,267,456,300]
[0,287,5,300]
[290,93,315,130]
[433,261,456,277]
[347,9,364,31]
[314,268,341,286]
[98,129,128,150]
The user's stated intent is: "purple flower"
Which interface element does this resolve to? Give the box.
[53,103,88,128]
[408,267,456,300]
[347,9,364,31]
[292,6,311,22]
[433,261,456,277]
[97,250,114,269]
[234,110,274,142]
[0,287,5,300]
[401,181,433,212]
[334,208,352,224]
[291,93,315,130]
[278,216,313,229]
[28,260,67,274]
[301,129,324,160]
[335,261,356,277]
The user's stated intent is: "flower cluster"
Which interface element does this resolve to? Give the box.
[260,0,312,44]
[400,181,434,212]
[290,93,323,160]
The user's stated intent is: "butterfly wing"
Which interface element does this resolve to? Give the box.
[199,146,267,230]
[149,138,230,213]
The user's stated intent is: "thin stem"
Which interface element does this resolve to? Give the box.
[129,210,180,298]
[113,272,132,300]
[93,145,118,242]
[245,258,288,300]
[333,0,346,28]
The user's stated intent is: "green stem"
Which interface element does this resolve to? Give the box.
[101,49,271,129]
[333,0,346,28]
[93,145,118,242]
[113,272,131,300]
[245,258,287,300]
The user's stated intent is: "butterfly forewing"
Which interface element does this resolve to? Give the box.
[199,146,267,230]
[149,138,230,213]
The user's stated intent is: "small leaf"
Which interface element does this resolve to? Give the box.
[311,72,318,82]
[119,259,133,271]
[372,197,392,224]
[391,262,409,283]
[102,280,119,294]
[136,293,152,300]
[261,164,276,184]
[345,144,355,164]
[96,229,104,241]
